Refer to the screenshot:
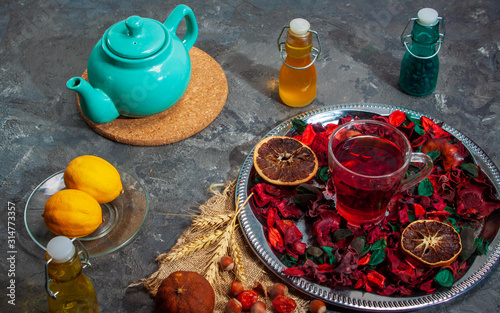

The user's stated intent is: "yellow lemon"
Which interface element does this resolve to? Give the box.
[64,155,123,204]
[43,189,103,238]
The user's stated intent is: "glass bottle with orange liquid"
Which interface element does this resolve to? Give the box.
[45,236,99,312]
[278,18,321,107]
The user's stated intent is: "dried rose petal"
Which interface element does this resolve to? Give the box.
[421,116,451,139]
[276,200,302,219]
[267,207,279,227]
[312,213,340,248]
[388,110,406,127]
[251,183,283,208]
[268,226,285,253]
[309,132,329,167]
[367,270,386,289]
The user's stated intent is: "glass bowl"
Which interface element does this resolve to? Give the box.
[25,169,148,257]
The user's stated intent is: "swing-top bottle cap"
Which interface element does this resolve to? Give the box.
[47,236,76,263]
[417,8,439,26]
[289,18,310,35]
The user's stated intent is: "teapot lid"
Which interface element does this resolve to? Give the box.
[105,16,165,59]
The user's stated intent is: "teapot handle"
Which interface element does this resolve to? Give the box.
[164,5,198,52]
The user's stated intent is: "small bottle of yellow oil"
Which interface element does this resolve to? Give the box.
[45,236,99,312]
[278,18,321,107]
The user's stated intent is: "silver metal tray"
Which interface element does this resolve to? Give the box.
[235,103,500,311]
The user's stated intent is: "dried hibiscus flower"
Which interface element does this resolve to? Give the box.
[456,171,500,219]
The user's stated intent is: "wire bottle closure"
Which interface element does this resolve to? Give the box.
[277,25,322,70]
[45,238,91,300]
[401,17,446,59]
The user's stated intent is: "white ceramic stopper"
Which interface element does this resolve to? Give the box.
[290,18,310,35]
[417,8,439,26]
[47,236,76,263]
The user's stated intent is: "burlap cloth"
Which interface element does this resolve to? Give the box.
[137,180,310,312]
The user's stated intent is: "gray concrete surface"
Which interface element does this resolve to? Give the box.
[1,0,499,312]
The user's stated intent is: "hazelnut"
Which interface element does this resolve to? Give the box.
[250,300,266,313]
[230,280,245,297]
[220,256,235,271]
[309,299,326,313]
[225,298,242,313]
[269,282,288,299]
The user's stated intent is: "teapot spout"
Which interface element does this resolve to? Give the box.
[66,77,119,123]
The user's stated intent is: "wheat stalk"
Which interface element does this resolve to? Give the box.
[160,188,254,287]
[191,213,234,231]
[164,229,224,262]
[204,222,233,285]
[229,194,253,285]
[204,194,253,285]
[230,230,247,286]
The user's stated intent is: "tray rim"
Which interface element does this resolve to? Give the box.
[236,103,500,311]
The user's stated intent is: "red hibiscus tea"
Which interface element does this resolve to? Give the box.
[332,136,405,225]
[328,120,433,226]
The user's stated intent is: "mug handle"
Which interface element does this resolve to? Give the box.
[164,4,198,52]
[398,153,434,193]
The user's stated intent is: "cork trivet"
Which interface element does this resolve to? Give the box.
[76,47,228,146]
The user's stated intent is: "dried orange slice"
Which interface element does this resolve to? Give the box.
[401,219,462,268]
[253,136,318,186]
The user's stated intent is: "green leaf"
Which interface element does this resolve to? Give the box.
[445,217,461,233]
[350,237,366,255]
[292,119,308,134]
[459,163,479,178]
[294,184,321,207]
[368,248,386,266]
[408,209,416,223]
[418,178,434,197]
[306,246,324,258]
[296,183,321,195]
[474,237,490,255]
[387,222,400,233]
[316,166,330,183]
[407,116,425,136]
[281,254,298,267]
[444,206,456,215]
[333,229,353,242]
[478,240,489,255]
[434,269,454,287]
[321,246,336,265]
[370,238,387,251]
[360,243,372,256]
[426,150,441,162]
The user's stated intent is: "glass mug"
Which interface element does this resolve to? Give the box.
[328,119,433,226]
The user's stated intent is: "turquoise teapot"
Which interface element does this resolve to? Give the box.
[67,5,198,123]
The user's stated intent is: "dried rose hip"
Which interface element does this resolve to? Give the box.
[237,290,259,311]
[272,295,297,313]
